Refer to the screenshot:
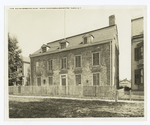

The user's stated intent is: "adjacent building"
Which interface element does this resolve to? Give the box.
[15,56,30,86]
[119,78,131,88]
[30,15,119,94]
[131,17,144,91]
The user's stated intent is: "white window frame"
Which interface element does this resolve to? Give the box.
[92,51,100,66]
[60,57,67,70]
[75,74,82,86]
[36,77,41,86]
[92,72,100,86]
[60,74,68,86]
[74,55,82,68]
[48,76,53,85]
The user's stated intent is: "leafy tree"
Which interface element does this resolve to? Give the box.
[26,67,31,86]
[8,33,22,86]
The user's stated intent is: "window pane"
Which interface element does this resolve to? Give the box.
[62,78,66,85]
[93,53,99,65]
[93,73,99,85]
[61,59,63,69]
[76,56,81,67]
[84,37,87,44]
[76,75,81,85]
[61,43,66,49]
[49,77,53,85]
[42,47,46,53]
[63,58,66,69]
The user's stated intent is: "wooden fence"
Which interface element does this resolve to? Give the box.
[9,85,116,99]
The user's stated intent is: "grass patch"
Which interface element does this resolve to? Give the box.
[9,96,144,118]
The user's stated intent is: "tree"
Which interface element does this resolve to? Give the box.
[8,33,22,86]
[26,67,31,86]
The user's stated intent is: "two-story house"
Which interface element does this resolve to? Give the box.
[131,17,144,91]
[29,15,119,95]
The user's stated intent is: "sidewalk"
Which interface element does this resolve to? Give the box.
[9,95,144,103]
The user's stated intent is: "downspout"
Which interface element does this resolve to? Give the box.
[110,41,112,86]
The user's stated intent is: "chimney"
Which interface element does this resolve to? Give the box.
[109,15,115,26]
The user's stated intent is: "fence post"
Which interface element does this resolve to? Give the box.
[115,90,118,102]
[130,90,131,101]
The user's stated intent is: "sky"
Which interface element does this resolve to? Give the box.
[7,6,145,80]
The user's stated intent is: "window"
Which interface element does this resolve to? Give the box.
[61,58,67,69]
[135,46,143,61]
[84,37,87,44]
[75,74,81,85]
[42,47,46,53]
[48,77,53,85]
[61,75,67,86]
[48,60,53,70]
[93,73,100,85]
[93,53,99,65]
[37,77,41,86]
[36,62,39,71]
[61,43,66,49]
[141,69,144,84]
[75,55,81,67]
[135,69,144,85]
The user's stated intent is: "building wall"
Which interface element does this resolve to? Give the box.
[131,37,144,90]
[23,62,30,85]
[31,42,112,87]
[131,17,144,91]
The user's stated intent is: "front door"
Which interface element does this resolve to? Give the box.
[60,74,68,95]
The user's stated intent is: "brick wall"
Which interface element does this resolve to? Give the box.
[31,42,111,87]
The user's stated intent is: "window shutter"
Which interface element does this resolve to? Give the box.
[64,58,66,69]
[138,69,141,85]
[61,58,63,69]
[135,48,138,61]
[50,60,53,70]
[135,69,141,85]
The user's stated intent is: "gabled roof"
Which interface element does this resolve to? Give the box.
[31,24,117,56]
[20,55,30,63]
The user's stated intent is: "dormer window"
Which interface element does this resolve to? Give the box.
[41,44,50,53]
[84,37,87,44]
[61,42,66,49]
[82,34,94,44]
[42,47,46,53]
[59,39,69,49]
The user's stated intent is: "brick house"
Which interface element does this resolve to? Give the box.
[29,15,119,95]
[131,17,144,91]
